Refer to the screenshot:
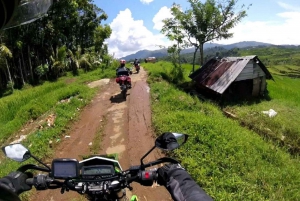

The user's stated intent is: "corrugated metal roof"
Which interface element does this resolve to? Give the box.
[189,55,273,94]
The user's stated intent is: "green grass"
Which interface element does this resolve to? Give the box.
[268,65,300,78]
[144,62,300,201]
[223,75,300,154]
[239,46,300,67]
[144,61,193,83]
[147,61,300,154]
[0,89,94,200]
[0,66,115,181]
[0,82,83,143]
[0,67,115,144]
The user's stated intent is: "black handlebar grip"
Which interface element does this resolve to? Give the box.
[26,178,34,185]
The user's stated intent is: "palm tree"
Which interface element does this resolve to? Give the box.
[67,49,79,75]
[50,45,68,78]
[0,44,14,90]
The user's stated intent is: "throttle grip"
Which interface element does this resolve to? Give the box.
[138,169,158,186]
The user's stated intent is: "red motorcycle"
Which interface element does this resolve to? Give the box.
[116,75,131,99]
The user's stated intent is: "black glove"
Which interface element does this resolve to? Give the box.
[157,163,185,186]
[157,163,214,201]
[0,172,33,195]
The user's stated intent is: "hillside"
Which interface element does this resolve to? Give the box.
[121,41,273,60]
[160,45,300,69]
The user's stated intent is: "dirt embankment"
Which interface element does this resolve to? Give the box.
[31,68,171,201]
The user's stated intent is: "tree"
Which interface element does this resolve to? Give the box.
[94,25,112,52]
[0,0,112,90]
[165,0,250,71]
[50,45,68,78]
[0,44,13,90]
[161,4,190,82]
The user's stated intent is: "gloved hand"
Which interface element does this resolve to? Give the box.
[157,163,185,186]
[0,171,33,195]
[157,163,214,201]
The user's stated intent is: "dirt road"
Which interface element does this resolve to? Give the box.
[32,68,171,201]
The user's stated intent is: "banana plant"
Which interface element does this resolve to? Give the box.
[0,44,14,90]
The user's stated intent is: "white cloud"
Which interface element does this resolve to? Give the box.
[152,6,173,30]
[217,2,300,45]
[278,1,300,12]
[140,0,153,5]
[107,2,300,59]
[106,9,170,58]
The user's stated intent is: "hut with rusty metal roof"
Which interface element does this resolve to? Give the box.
[145,57,156,63]
[189,55,273,98]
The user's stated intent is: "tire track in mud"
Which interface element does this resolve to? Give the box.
[31,68,171,201]
[127,71,171,201]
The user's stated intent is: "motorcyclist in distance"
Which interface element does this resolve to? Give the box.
[116,59,131,76]
[133,58,140,73]
[0,0,213,200]
[116,59,132,88]
[133,58,140,66]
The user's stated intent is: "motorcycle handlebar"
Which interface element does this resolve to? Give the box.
[24,157,176,192]
[26,168,159,191]
[26,175,64,190]
[26,178,34,185]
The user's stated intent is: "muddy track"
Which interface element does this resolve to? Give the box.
[31,68,171,201]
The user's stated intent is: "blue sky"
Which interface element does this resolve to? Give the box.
[95,0,300,57]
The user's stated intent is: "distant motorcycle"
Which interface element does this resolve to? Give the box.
[134,63,140,74]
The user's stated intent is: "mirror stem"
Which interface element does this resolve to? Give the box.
[140,146,156,169]
[31,154,51,171]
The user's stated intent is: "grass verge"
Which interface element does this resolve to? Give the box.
[144,62,300,201]
[222,75,300,154]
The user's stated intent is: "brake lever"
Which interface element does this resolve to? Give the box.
[142,157,179,169]
[61,186,65,194]
[127,184,133,191]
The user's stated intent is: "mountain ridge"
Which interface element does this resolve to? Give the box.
[121,41,274,60]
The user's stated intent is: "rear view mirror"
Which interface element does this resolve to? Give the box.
[2,143,31,162]
[140,132,189,168]
[155,132,188,151]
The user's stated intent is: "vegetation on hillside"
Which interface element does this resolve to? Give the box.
[159,45,300,69]
[240,46,300,68]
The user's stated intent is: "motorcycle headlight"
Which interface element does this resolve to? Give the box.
[2,0,52,30]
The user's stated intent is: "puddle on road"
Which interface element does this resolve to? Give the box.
[106,144,126,155]
[110,132,121,141]
[111,111,123,124]
[146,86,150,93]
[113,125,121,133]
[88,79,110,88]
